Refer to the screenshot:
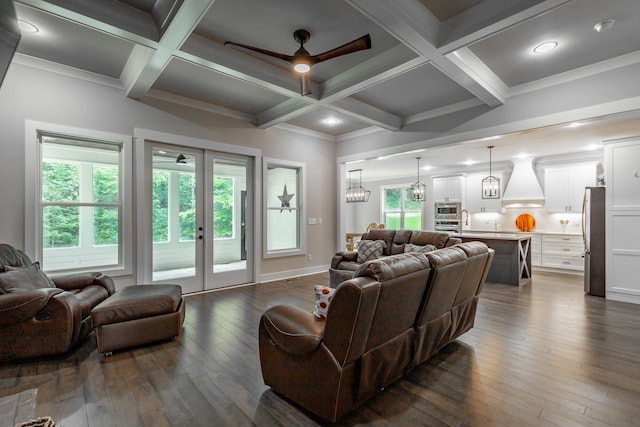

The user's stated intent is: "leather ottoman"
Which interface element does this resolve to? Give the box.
[91,284,185,356]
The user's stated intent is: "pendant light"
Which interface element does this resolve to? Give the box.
[482,145,500,199]
[410,157,426,202]
[345,169,371,203]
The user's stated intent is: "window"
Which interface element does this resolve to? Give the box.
[382,185,423,230]
[38,134,126,272]
[263,158,305,257]
[26,122,132,276]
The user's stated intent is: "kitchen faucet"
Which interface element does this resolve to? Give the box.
[461,209,469,226]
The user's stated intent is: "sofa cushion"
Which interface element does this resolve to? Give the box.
[409,231,452,248]
[313,285,335,319]
[0,263,56,294]
[404,243,437,254]
[357,240,386,263]
[361,230,396,255]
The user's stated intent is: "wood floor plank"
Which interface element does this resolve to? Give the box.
[2,270,640,426]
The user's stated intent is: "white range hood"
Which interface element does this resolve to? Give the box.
[502,158,545,207]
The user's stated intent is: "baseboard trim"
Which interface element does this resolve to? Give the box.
[259,265,329,283]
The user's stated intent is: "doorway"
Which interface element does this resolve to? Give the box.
[145,142,253,293]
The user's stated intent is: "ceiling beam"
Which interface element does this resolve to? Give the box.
[16,0,160,46]
[345,0,506,107]
[124,0,215,99]
[438,0,573,53]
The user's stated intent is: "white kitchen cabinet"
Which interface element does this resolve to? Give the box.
[465,172,504,213]
[544,163,597,212]
[604,136,640,304]
[433,176,464,202]
[530,234,541,267]
[540,234,584,271]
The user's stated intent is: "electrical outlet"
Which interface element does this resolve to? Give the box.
[307,254,312,261]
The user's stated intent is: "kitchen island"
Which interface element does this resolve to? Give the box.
[453,232,532,286]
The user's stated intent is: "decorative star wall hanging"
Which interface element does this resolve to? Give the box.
[278,184,294,212]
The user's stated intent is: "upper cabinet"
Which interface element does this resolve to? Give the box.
[465,172,505,213]
[433,176,464,202]
[606,138,640,209]
[544,163,597,212]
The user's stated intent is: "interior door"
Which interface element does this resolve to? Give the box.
[147,143,253,293]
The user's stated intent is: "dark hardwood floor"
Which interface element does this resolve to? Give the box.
[2,270,640,426]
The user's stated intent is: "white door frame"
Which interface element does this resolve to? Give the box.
[134,128,261,289]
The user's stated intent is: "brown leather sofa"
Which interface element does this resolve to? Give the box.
[0,244,115,362]
[259,241,494,422]
[329,229,462,287]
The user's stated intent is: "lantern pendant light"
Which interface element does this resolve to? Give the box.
[482,145,500,199]
[345,169,371,203]
[410,157,427,202]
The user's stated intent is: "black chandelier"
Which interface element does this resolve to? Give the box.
[481,145,500,199]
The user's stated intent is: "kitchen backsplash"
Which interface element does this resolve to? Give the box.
[464,207,582,234]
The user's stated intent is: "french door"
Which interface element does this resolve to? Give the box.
[146,142,253,293]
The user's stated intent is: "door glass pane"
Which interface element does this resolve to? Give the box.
[213,159,247,273]
[152,150,196,281]
[179,172,196,241]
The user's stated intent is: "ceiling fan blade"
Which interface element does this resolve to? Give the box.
[300,74,312,96]
[224,41,293,62]
[315,34,371,63]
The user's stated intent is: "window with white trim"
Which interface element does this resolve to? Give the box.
[381,185,423,230]
[263,158,305,257]
[31,129,131,274]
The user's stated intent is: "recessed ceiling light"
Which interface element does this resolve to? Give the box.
[324,118,340,125]
[18,20,39,33]
[515,152,531,159]
[533,41,558,54]
[481,136,500,141]
[594,19,615,33]
[565,122,586,128]
[421,165,434,171]
[462,160,476,166]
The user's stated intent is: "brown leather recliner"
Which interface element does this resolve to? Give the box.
[0,244,115,362]
[259,242,494,422]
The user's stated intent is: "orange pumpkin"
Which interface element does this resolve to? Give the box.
[515,214,536,231]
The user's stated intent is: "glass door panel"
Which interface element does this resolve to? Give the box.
[150,146,203,293]
[205,155,252,290]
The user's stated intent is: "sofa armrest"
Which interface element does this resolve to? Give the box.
[52,272,116,296]
[0,288,63,326]
[330,251,358,268]
[261,304,326,356]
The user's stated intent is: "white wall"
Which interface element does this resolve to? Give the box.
[0,63,337,282]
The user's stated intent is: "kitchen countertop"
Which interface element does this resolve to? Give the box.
[454,232,532,240]
[461,229,581,236]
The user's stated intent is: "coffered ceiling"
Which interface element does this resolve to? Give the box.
[10,0,640,177]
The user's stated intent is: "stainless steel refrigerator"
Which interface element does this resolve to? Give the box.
[582,186,606,297]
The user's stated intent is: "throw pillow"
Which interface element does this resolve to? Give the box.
[313,285,335,319]
[357,239,386,263]
[404,243,437,254]
[0,263,56,294]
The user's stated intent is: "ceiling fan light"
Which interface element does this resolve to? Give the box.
[293,62,311,74]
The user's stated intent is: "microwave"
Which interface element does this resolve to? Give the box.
[435,202,461,219]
